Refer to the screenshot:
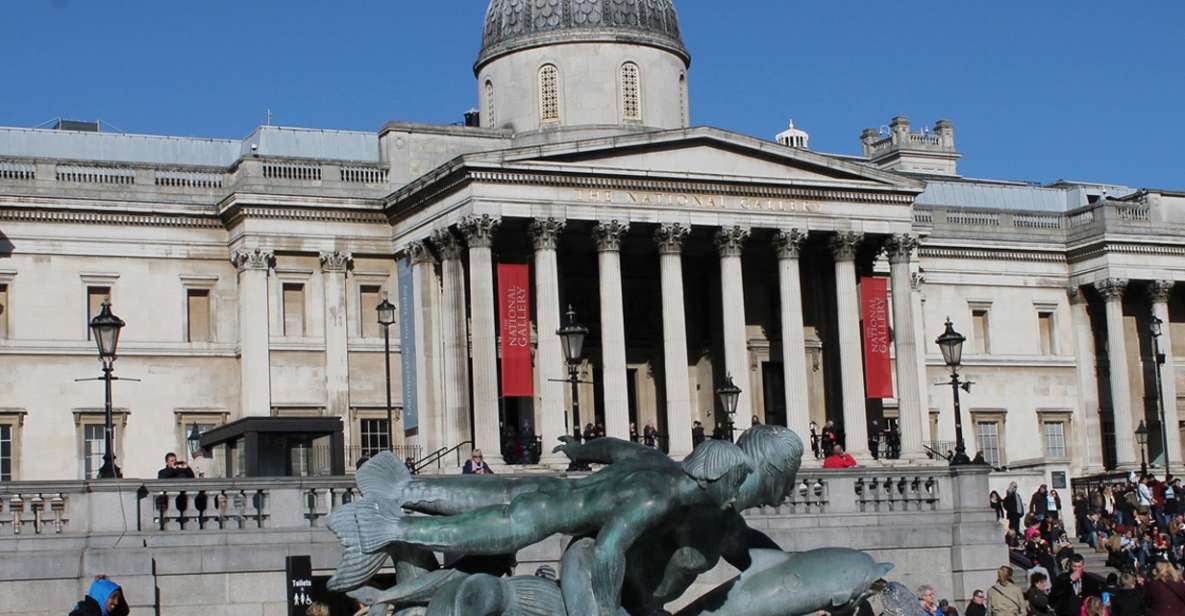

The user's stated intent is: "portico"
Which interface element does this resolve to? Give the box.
[387,128,929,463]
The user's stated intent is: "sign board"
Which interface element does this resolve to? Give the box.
[1051,471,1067,490]
[497,263,533,397]
[860,276,893,399]
[285,555,314,615]
[397,256,418,432]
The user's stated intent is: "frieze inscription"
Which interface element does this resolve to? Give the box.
[573,189,823,213]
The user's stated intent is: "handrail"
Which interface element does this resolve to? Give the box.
[414,441,474,474]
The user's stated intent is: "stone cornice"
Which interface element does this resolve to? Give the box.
[220,203,388,228]
[0,206,222,229]
[918,246,1067,263]
[1067,241,1185,262]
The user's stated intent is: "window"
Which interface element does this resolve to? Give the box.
[975,421,1000,466]
[359,418,390,460]
[972,308,990,354]
[679,73,689,127]
[83,423,115,479]
[1044,421,1067,458]
[539,64,560,124]
[484,80,496,128]
[0,283,7,338]
[77,411,126,479]
[620,62,641,122]
[0,424,11,481]
[186,289,211,343]
[1038,311,1055,355]
[86,286,111,340]
[360,285,383,338]
[282,283,305,337]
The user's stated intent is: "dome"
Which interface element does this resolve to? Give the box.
[478,0,689,71]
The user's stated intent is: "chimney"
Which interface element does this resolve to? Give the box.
[933,119,955,149]
[463,109,481,128]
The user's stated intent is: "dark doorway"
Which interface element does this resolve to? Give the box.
[627,368,639,431]
[762,361,787,427]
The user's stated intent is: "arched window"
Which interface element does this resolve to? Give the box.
[679,73,689,127]
[620,62,641,122]
[484,80,496,128]
[538,64,560,124]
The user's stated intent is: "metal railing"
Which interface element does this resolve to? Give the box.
[414,441,474,474]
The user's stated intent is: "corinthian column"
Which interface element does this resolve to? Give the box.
[594,220,631,440]
[1096,278,1136,468]
[655,223,693,458]
[716,226,753,435]
[432,228,471,450]
[459,215,504,466]
[320,251,353,461]
[232,248,275,417]
[530,218,568,464]
[773,229,810,439]
[884,234,925,459]
[1150,280,1182,469]
[831,232,869,458]
[1068,286,1103,471]
[408,241,444,456]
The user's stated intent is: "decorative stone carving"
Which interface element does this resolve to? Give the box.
[459,215,501,249]
[231,248,275,272]
[432,228,464,261]
[884,234,919,265]
[406,241,436,266]
[1095,278,1128,301]
[593,220,629,252]
[319,251,353,273]
[1149,280,1175,303]
[529,217,567,251]
[772,228,807,260]
[911,271,926,292]
[829,232,864,262]
[714,226,749,258]
[1067,285,1086,305]
[654,223,689,255]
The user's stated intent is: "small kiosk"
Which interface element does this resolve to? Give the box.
[199,417,345,477]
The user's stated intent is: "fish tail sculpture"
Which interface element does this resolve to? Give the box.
[327,451,415,591]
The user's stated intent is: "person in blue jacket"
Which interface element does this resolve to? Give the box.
[69,576,128,616]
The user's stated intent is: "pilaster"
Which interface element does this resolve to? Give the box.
[320,251,353,464]
[231,248,275,418]
[432,228,471,450]
[1095,278,1136,468]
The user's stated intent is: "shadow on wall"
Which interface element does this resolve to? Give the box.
[0,228,12,257]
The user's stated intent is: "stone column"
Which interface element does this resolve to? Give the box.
[408,241,444,456]
[1068,286,1103,471]
[774,229,811,439]
[911,272,931,445]
[1096,278,1137,468]
[459,215,504,466]
[885,234,925,459]
[594,220,631,440]
[655,224,694,458]
[831,232,870,458]
[716,226,753,435]
[432,228,471,450]
[531,218,568,464]
[232,248,274,417]
[320,251,353,462]
[1150,280,1182,469]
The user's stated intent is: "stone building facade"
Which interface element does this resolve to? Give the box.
[0,0,1182,482]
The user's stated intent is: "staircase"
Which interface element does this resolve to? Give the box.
[1072,542,1119,578]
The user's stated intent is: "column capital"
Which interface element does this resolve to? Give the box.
[1094,278,1128,301]
[773,228,807,260]
[459,215,501,248]
[231,248,275,273]
[529,217,567,251]
[319,251,353,273]
[432,228,464,261]
[829,231,864,262]
[1067,285,1088,305]
[654,223,689,255]
[406,240,436,266]
[1149,280,1176,303]
[884,234,919,264]
[715,226,750,258]
[593,220,630,253]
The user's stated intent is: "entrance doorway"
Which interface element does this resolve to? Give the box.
[762,361,787,427]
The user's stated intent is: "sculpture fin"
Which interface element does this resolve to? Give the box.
[353,500,408,554]
[357,451,411,500]
[746,549,793,573]
[831,591,852,607]
[506,577,566,616]
[348,569,465,607]
[327,545,388,592]
[877,562,894,578]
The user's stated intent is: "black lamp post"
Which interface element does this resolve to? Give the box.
[1136,420,1149,479]
[557,306,589,435]
[377,295,398,451]
[716,374,742,443]
[89,301,125,479]
[936,319,973,466]
[1150,316,1171,476]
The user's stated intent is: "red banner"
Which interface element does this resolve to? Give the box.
[498,264,533,398]
[861,276,893,399]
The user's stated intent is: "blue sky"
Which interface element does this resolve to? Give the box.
[2,1,1181,187]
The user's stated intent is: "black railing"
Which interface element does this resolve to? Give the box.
[414,441,474,474]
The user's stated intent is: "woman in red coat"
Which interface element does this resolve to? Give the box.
[1144,561,1185,616]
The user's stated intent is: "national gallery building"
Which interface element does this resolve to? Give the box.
[0,0,1182,484]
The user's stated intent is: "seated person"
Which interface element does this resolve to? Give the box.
[823,444,858,469]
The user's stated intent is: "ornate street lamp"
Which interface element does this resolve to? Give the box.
[557,306,589,433]
[1136,420,1149,478]
[716,374,742,443]
[1150,315,1171,476]
[936,319,973,465]
[377,295,398,452]
[89,302,125,479]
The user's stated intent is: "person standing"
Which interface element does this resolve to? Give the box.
[1004,482,1026,533]
[1030,485,1050,522]
[986,566,1026,616]
[462,450,494,474]
[917,585,939,616]
[1110,571,1144,616]
[965,589,987,616]
[1049,554,1101,616]
[990,491,1005,522]
[1047,489,1061,522]
[1144,561,1185,616]
[691,421,705,446]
